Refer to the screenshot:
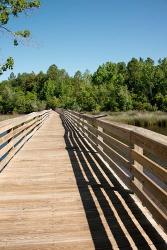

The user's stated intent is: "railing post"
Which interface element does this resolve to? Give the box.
[130,131,144,190]
[8,127,14,151]
[96,116,107,153]
[79,112,85,137]
[97,123,103,152]
[84,116,88,138]
[134,144,144,190]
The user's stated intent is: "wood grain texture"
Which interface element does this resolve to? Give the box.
[0,112,96,249]
[65,110,167,235]
[0,111,166,249]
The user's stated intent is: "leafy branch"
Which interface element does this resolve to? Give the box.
[0,0,40,75]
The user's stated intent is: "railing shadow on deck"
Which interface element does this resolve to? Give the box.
[60,113,166,250]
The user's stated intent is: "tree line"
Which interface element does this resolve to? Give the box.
[0,57,167,114]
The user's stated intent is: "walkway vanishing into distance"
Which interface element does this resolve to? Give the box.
[0,111,166,249]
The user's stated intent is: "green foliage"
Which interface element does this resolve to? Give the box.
[43,79,55,100]
[0,58,167,114]
[0,0,40,24]
[155,93,167,111]
[46,97,60,110]
[15,30,31,38]
[0,0,40,74]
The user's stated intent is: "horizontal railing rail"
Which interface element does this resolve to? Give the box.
[0,110,51,172]
[62,109,167,232]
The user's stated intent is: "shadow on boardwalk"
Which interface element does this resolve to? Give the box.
[60,114,166,250]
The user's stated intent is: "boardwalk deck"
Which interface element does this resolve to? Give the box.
[0,111,166,250]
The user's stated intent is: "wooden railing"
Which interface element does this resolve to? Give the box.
[62,110,167,232]
[0,110,50,172]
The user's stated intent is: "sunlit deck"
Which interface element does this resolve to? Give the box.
[0,112,166,249]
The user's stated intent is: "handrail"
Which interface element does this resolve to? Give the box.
[62,109,167,232]
[0,110,51,172]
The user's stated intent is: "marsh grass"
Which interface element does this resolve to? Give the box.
[107,111,167,136]
[0,114,21,122]
[107,111,166,126]
[90,111,167,136]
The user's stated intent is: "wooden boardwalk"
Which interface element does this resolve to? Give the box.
[0,112,166,250]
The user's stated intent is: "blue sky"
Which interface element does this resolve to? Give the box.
[1,0,167,80]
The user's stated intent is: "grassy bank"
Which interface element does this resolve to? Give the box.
[106,111,167,136]
[0,114,21,122]
[91,111,167,136]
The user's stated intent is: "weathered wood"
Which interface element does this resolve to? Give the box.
[65,110,167,233]
[131,129,167,162]
[131,164,167,207]
[0,111,166,249]
[131,182,167,232]
[97,148,132,187]
[98,129,131,159]
[0,117,38,145]
[132,150,167,184]
[0,111,44,134]
[0,112,98,249]
[65,113,132,186]
[97,119,132,144]
[0,110,50,170]
[97,139,131,172]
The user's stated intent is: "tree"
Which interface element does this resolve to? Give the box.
[0,84,14,113]
[127,58,143,92]
[0,59,167,114]
[47,64,58,80]
[0,0,40,75]
[92,62,117,85]
[8,72,16,80]
[43,79,55,100]
[25,91,38,113]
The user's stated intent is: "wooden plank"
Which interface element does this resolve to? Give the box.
[98,130,131,159]
[0,110,166,249]
[131,182,167,232]
[97,139,131,172]
[0,112,49,171]
[64,113,131,191]
[132,150,167,184]
[0,117,38,145]
[0,112,98,249]
[84,122,98,136]
[4,118,40,152]
[97,148,131,188]
[0,116,39,147]
[97,119,132,144]
[65,110,167,235]
[64,114,98,151]
[64,113,133,188]
[0,110,49,134]
[0,139,14,159]
[131,130,167,162]
[131,165,167,208]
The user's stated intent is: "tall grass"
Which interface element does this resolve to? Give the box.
[0,114,21,122]
[107,111,166,126]
[107,111,167,135]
